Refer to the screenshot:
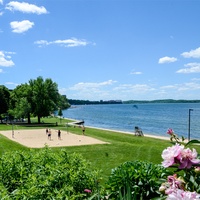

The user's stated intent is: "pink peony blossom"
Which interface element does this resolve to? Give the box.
[161,144,200,169]
[167,174,185,190]
[179,148,200,169]
[167,189,200,200]
[161,144,183,168]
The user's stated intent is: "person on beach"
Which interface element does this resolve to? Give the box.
[48,129,51,140]
[46,128,48,135]
[57,129,61,140]
[82,125,85,135]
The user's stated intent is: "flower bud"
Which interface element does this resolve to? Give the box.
[159,185,166,194]
[195,166,200,174]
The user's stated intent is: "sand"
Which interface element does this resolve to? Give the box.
[0,129,109,148]
[0,125,180,149]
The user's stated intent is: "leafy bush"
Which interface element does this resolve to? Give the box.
[105,160,170,200]
[0,147,100,199]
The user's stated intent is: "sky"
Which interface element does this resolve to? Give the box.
[1,0,200,101]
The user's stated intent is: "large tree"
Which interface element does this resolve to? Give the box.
[29,76,60,123]
[0,85,10,123]
[8,77,66,124]
[9,83,32,123]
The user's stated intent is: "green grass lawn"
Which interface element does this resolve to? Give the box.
[1,117,200,183]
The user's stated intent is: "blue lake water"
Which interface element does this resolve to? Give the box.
[62,103,200,139]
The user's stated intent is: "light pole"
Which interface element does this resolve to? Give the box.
[12,122,14,138]
[188,109,193,141]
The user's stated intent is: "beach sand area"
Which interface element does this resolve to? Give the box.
[0,129,109,148]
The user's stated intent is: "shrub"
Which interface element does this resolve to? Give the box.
[0,147,100,199]
[105,160,170,200]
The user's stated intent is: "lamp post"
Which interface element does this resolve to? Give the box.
[12,122,14,138]
[188,109,193,141]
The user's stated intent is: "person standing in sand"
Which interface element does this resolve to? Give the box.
[48,129,51,140]
[46,128,48,135]
[57,129,61,140]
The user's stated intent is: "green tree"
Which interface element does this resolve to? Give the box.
[30,76,60,123]
[58,94,70,109]
[0,85,10,123]
[9,84,32,124]
[58,108,63,123]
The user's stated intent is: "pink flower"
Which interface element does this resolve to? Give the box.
[179,148,200,169]
[84,189,92,193]
[167,128,174,135]
[161,144,200,169]
[161,144,183,168]
[164,174,185,195]
[167,189,200,200]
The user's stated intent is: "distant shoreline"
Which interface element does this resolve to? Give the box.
[68,99,200,106]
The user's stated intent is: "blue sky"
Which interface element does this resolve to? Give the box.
[1,0,200,101]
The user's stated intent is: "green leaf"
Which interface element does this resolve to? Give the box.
[186,140,200,146]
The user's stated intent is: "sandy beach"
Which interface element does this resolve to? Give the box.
[0,125,180,149]
[0,129,109,148]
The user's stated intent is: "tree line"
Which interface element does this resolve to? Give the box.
[123,99,200,104]
[68,99,122,105]
[0,76,70,124]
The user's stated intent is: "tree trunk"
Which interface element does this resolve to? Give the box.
[38,115,41,124]
[27,113,31,124]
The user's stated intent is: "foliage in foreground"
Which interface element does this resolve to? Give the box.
[1,124,200,199]
[0,147,100,200]
[159,132,200,200]
[105,161,170,200]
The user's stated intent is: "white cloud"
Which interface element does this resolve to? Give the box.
[0,0,3,5]
[0,69,3,73]
[160,85,176,89]
[65,80,118,100]
[6,1,48,15]
[130,71,142,75]
[34,40,49,46]
[10,20,34,33]
[35,38,90,47]
[176,63,200,73]
[158,56,177,64]
[54,39,88,47]
[181,47,200,58]
[160,81,200,92]
[64,79,200,100]
[0,51,14,67]
[192,78,200,81]
[70,80,117,91]
[5,82,19,86]
[0,12,3,16]
[114,84,155,93]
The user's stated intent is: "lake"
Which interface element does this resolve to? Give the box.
[62,103,200,140]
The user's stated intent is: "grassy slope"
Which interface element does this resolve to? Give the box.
[1,117,200,182]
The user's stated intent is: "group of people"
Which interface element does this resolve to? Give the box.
[46,128,61,140]
[45,125,85,141]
